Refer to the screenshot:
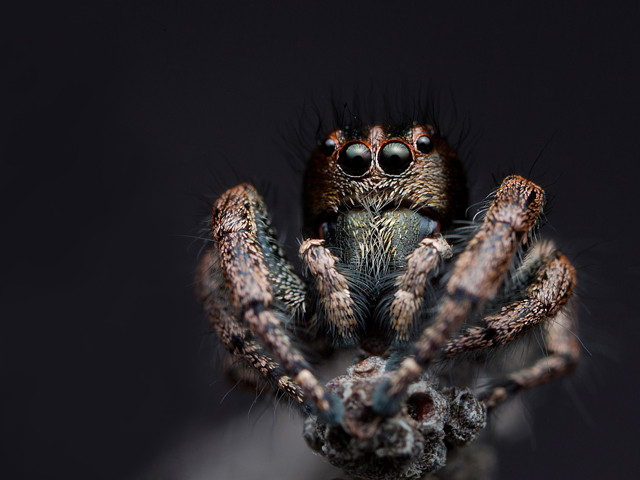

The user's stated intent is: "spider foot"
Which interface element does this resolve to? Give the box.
[315,391,344,425]
[372,357,422,416]
[372,377,404,416]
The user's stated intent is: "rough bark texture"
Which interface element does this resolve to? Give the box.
[303,357,489,480]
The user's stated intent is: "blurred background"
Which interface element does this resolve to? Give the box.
[3,1,639,478]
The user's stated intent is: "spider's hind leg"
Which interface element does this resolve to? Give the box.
[196,184,342,423]
[441,240,580,409]
[479,303,580,410]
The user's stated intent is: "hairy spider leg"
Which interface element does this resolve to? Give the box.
[479,304,580,409]
[196,249,305,405]
[388,234,453,343]
[442,240,579,409]
[198,184,342,423]
[373,175,546,415]
[299,238,361,341]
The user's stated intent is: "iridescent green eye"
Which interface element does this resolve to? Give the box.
[379,142,412,175]
[416,135,433,154]
[338,142,372,177]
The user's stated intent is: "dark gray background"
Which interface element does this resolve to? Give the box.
[4,1,639,479]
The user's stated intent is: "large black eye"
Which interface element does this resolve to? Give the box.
[378,141,413,175]
[320,137,336,156]
[416,135,433,154]
[337,142,372,177]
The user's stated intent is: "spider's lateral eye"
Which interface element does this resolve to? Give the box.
[379,142,413,175]
[320,138,336,157]
[416,135,433,154]
[337,142,372,177]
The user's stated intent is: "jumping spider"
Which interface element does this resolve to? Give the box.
[195,113,579,479]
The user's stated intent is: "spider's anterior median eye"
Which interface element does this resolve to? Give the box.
[379,142,413,175]
[338,142,372,177]
[416,135,433,154]
[320,137,336,156]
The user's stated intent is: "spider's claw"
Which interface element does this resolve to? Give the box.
[316,392,344,425]
[372,378,403,416]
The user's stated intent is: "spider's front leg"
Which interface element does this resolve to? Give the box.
[196,184,342,423]
[374,175,546,415]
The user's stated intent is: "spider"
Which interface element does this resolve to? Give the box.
[195,106,580,478]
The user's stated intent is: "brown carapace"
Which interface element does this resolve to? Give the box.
[195,117,580,477]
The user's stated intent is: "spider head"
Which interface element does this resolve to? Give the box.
[303,124,466,270]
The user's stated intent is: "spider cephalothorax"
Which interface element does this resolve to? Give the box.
[195,112,579,479]
[303,124,466,236]
[300,124,467,348]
